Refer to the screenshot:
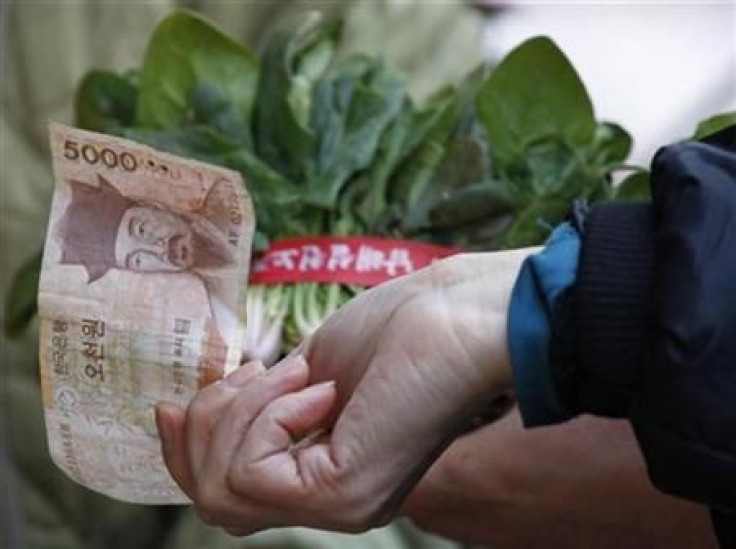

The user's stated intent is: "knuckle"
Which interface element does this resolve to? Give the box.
[194,484,231,523]
[192,379,227,406]
[193,505,218,526]
[226,459,254,493]
[400,294,445,328]
[186,396,212,424]
[196,487,218,514]
[262,400,288,425]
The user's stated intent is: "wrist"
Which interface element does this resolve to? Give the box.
[429,248,539,404]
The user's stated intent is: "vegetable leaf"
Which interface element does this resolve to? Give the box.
[358,87,457,228]
[589,122,632,169]
[404,136,492,231]
[693,111,736,140]
[4,251,42,337]
[117,125,240,164]
[190,83,252,147]
[616,171,651,201]
[75,70,138,132]
[305,55,405,207]
[255,11,340,178]
[136,10,258,132]
[476,36,596,164]
[388,86,460,218]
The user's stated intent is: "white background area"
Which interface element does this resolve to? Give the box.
[482,1,736,166]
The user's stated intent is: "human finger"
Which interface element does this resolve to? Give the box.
[240,380,336,464]
[156,402,195,499]
[156,361,265,500]
[195,354,310,488]
[182,355,314,528]
[183,360,265,476]
[225,381,337,508]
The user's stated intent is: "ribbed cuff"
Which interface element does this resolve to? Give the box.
[553,202,656,417]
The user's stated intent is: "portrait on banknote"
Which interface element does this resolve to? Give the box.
[55,172,243,369]
[58,174,237,280]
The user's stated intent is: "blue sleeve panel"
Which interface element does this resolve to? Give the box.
[507,222,581,427]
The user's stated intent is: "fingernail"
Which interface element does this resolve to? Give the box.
[268,353,307,377]
[224,360,264,387]
[302,380,336,397]
[287,340,309,359]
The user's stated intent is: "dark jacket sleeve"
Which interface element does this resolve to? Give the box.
[549,126,736,534]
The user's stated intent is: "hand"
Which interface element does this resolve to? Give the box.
[403,407,717,548]
[156,249,533,535]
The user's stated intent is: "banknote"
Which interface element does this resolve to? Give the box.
[38,123,254,504]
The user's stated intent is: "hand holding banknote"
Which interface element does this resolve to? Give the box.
[157,250,533,534]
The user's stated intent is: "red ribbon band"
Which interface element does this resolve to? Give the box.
[249,236,459,287]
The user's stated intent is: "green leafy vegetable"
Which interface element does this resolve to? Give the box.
[616,171,651,201]
[190,83,252,146]
[306,55,406,207]
[476,36,595,165]
[117,125,240,164]
[589,122,633,171]
[4,251,42,338]
[387,88,460,227]
[75,70,138,132]
[693,111,736,140]
[255,12,340,178]
[136,10,258,136]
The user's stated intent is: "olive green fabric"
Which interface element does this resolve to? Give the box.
[1,1,481,547]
